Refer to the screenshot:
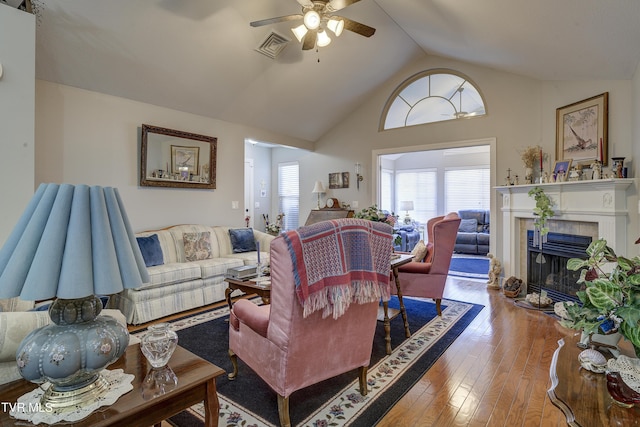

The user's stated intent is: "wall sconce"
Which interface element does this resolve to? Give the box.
[355,163,363,190]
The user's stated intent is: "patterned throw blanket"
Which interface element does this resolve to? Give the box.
[282,218,393,319]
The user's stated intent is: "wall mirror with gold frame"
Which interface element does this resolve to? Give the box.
[140,124,217,189]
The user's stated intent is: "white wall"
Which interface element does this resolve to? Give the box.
[244,142,273,233]
[308,55,636,256]
[0,6,35,245]
[31,52,639,257]
[34,81,312,232]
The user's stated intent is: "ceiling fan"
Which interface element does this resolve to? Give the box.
[250,0,376,50]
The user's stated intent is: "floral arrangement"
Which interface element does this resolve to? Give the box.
[264,213,285,235]
[354,205,401,246]
[354,205,396,225]
[558,239,640,357]
[520,145,543,169]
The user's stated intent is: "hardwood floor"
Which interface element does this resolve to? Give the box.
[145,275,573,426]
[377,276,570,427]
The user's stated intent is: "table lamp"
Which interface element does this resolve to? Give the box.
[400,200,414,224]
[312,181,325,209]
[0,183,149,409]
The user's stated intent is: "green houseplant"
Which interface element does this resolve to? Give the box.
[558,239,640,357]
[528,186,554,239]
[354,205,402,246]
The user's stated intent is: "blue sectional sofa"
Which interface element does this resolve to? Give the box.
[454,209,490,255]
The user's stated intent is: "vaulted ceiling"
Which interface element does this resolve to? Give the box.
[20,0,640,142]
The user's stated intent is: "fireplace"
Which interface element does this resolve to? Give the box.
[496,179,633,283]
[526,230,591,302]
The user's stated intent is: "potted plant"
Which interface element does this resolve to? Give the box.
[557,239,640,357]
[520,145,542,184]
[528,186,554,240]
[354,205,402,247]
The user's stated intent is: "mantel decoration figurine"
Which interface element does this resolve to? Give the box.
[487,253,501,289]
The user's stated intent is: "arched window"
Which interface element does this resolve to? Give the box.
[380,69,486,130]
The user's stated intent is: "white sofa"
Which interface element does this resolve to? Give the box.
[116,225,274,325]
[0,298,133,385]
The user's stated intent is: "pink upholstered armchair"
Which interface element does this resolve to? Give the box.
[228,219,392,427]
[392,212,461,316]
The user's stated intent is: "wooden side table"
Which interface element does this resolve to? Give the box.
[0,345,225,427]
[548,335,640,426]
[378,253,413,355]
[225,277,271,310]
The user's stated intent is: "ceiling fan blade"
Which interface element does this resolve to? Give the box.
[302,29,317,50]
[296,0,314,8]
[326,0,361,13]
[250,14,303,27]
[342,17,376,37]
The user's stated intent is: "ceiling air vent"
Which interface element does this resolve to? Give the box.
[255,31,290,59]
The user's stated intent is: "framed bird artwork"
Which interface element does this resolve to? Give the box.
[556,92,608,166]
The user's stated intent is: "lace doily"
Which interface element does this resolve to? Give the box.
[10,369,134,425]
[607,355,640,393]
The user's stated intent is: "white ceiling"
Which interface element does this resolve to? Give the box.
[22,0,640,142]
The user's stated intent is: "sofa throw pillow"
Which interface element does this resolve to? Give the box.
[183,231,213,261]
[411,240,429,262]
[136,234,164,267]
[229,228,257,253]
[458,218,478,233]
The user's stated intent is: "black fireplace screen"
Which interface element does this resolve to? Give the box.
[526,230,591,302]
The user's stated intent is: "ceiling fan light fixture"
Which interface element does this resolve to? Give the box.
[303,10,321,30]
[327,18,344,36]
[317,29,331,47]
[291,24,308,42]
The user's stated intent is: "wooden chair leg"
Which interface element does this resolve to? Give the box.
[277,394,291,427]
[228,349,238,380]
[435,298,442,316]
[358,366,368,396]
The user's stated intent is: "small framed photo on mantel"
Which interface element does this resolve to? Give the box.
[556,92,608,166]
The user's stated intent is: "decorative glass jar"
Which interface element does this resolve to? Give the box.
[140,323,178,368]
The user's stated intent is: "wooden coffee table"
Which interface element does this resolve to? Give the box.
[548,334,640,426]
[0,345,225,427]
[225,276,271,310]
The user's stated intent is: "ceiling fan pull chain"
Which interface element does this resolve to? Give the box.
[316,47,320,63]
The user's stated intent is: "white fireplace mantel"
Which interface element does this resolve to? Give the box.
[495,178,635,278]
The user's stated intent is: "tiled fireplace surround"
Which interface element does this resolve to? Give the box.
[496,179,634,280]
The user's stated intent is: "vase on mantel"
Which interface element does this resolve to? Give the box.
[141,322,179,368]
[524,167,534,184]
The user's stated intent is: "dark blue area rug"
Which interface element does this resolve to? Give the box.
[449,255,489,279]
[149,296,483,427]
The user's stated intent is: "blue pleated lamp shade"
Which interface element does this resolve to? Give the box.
[0,183,149,300]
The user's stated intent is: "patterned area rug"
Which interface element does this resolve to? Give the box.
[449,255,490,279]
[134,296,482,427]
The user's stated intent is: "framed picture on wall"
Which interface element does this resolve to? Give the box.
[171,145,200,175]
[329,172,350,189]
[555,92,608,166]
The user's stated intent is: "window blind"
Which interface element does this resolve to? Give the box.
[444,167,490,213]
[278,162,299,231]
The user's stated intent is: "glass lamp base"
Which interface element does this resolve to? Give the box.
[42,373,110,410]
